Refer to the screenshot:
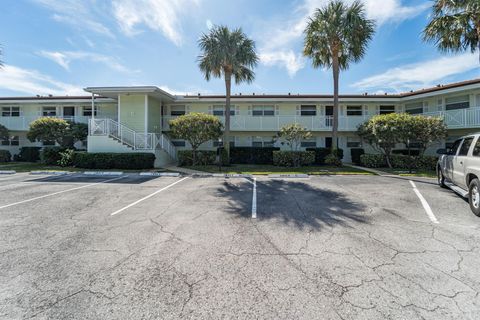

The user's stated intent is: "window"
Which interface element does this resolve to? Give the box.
[301,139,316,148]
[252,105,274,116]
[300,105,316,116]
[405,102,423,114]
[252,136,274,148]
[42,140,55,146]
[473,138,480,157]
[212,105,235,116]
[458,137,474,156]
[213,137,235,148]
[170,105,186,116]
[171,140,186,147]
[347,106,362,116]
[325,137,333,149]
[379,105,395,115]
[42,106,57,116]
[446,95,469,110]
[83,106,97,117]
[2,106,20,117]
[347,137,362,148]
[449,139,462,155]
[1,135,19,146]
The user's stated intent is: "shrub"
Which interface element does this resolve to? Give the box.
[360,154,386,168]
[0,150,11,162]
[350,148,365,165]
[58,149,75,167]
[230,147,280,165]
[273,151,315,167]
[14,147,41,162]
[72,152,155,169]
[306,148,344,165]
[325,153,343,167]
[41,147,66,165]
[177,150,228,166]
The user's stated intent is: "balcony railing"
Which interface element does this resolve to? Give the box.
[422,107,480,129]
[0,115,91,131]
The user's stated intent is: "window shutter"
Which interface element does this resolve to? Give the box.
[363,105,368,116]
[37,106,42,116]
[275,105,279,115]
[247,136,252,146]
[186,105,191,114]
[247,105,252,116]
[375,105,380,114]
[235,105,240,115]
[340,105,344,116]
[208,105,212,115]
[296,105,300,116]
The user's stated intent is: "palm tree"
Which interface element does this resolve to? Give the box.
[198,25,258,164]
[303,0,375,153]
[423,0,480,61]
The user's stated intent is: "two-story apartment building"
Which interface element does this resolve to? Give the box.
[1,79,480,166]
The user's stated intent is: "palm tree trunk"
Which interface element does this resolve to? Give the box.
[224,72,232,165]
[332,55,340,152]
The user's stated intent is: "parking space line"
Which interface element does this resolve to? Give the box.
[0,176,126,210]
[110,177,189,216]
[252,178,257,219]
[409,180,439,224]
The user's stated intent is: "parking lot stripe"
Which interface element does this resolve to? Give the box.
[252,178,257,219]
[110,177,189,216]
[0,176,126,210]
[409,180,439,224]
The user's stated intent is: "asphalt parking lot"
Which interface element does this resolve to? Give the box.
[0,172,479,319]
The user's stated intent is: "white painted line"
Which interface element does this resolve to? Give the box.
[252,177,257,219]
[110,177,189,216]
[409,180,439,224]
[0,176,126,210]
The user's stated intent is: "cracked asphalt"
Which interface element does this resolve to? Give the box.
[0,172,479,319]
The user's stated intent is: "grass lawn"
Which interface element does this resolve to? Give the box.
[185,164,373,175]
[0,162,168,173]
[379,168,437,178]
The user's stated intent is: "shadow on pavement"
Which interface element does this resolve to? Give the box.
[216,178,369,231]
[26,174,163,185]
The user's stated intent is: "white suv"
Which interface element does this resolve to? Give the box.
[437,133,480,216]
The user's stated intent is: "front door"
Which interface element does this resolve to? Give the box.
[63,106,75,121]
[325,106,333,127]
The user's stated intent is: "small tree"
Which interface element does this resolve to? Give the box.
[169,113,223,166]
[411,116,448,155]
[0,124,9,141]
[277,123,312,151]
[27,117,88,148]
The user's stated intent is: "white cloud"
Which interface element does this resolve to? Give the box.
[352,53,479,91]
[112,0,200,46]
[258,0,429,76]
[259,51,306,77]
[38,50,133,73]
[206,19,213,30]
[32,0,114,38]
[0,65,84,96]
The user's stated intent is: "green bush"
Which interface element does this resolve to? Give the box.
[272,151,315,167]
[72,152,155,169]
[0,150,11,162]
[325,153,343,167]
[230,147,280,164]
[306,148,344,165]
[41,147,65,165]
[360,154,386,168]
[14,147,41,162]
[350,148,365,165]
[58,149,75,167]
[177,150,228,166]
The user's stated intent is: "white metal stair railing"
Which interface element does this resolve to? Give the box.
[89,118,154,150]
[155,133,177,160]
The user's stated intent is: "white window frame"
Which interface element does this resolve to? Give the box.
[379,105,395,115]
[212,105,235,116]
[171,139,186,147]
[83,106,97,117]
[346,105,363,116]
[445,95,470,111]
[170,105,186,116]
[42,106,57,117]
[252,105,275,117]
[1,135,19,146]
[405,102,424,114]
[300,105,317,116]
[252,136,274,148]
[300,138,316,148]
[1,106,20,117]
[347,137,362,148]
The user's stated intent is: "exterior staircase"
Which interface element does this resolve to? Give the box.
[88,118,177,167]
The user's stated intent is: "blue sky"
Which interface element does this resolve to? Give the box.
[0,0,478,97]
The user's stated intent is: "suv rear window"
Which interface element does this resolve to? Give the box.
[458,137,474,156]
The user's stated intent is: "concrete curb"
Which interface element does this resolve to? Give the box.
[30,171,71,175]
[83,171,124,176]
[212,173,253,178]
[139,172,181,177]
[268,174,309,179]
[0,170,16,175]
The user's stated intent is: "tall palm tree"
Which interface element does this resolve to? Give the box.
[303,0,375,152]
[423,0,480,61]
[198,26,258,164]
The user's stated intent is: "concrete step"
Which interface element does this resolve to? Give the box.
[445,182,469,198]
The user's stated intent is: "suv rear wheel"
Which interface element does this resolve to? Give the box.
[437,167,446,188]
[468,178,480,216]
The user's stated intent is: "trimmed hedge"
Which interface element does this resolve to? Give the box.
[306,148,344,165]
[0,150,11,162]
[230,147,280,165]
[350,148,365,165]
[273,151,315,167]
[72,152,155,169]
[14,147,41,162]
[178,150,228,166]
[41,147,65,165]
[360,154,438,170]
